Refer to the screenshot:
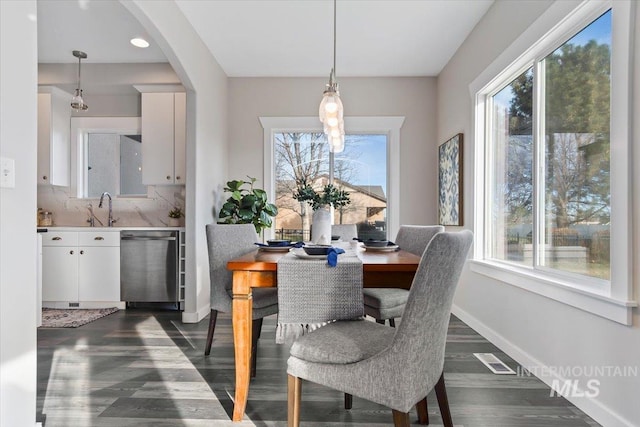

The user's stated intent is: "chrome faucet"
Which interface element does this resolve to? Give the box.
[98,192,116,227]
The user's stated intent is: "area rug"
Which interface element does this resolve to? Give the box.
[41,307,119,328]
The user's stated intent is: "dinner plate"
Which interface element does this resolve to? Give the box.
[364,245,399,252]
[259,245,295,252]
[290,248,327,259]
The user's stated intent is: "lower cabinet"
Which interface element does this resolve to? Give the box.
[42,231,121,308]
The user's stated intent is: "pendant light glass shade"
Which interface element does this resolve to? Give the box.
[71,50,88,112]
[319,0,344,154]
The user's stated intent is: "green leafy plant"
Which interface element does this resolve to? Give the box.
[293,182,351,211]
[168,206,184,218]
[218,176,278,233]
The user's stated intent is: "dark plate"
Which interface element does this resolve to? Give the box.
[364,239,389,248]
[267,239,291,247]
[303,245,332,255]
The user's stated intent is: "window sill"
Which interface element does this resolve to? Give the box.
[469,260,636,325]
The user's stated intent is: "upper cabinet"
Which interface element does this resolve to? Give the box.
[38,87,72,186]
[141,92,186,185]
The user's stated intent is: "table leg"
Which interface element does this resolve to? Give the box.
[232,271,253,421]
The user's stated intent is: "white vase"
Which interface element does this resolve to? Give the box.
[168,217,180,227]
[312,205,332,245]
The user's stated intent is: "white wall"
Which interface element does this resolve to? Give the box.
[228,77,439,227]
[124,0,229,322]
[0,1,38,425]
[438,1,640,425]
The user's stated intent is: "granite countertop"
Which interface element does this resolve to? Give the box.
[37,226,185,232]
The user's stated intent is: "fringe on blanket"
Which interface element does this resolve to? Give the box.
[275,321,331,345]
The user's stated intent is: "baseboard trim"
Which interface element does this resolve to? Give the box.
[452,304,635,427]
[181,304,210,323]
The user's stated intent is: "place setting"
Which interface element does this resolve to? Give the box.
[254,239,304,252]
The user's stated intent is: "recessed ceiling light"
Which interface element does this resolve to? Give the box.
[130,38,150,48]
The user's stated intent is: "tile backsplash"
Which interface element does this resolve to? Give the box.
[37,185,185,227]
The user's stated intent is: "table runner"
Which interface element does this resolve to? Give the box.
[276,252,363,344]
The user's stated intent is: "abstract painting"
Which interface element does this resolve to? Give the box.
[438,133,463,226]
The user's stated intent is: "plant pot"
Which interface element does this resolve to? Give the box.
[168,218,181,227]
[312,205,332,245]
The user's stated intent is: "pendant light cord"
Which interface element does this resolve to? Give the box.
[333,0,336,76]
[77,56,82,91]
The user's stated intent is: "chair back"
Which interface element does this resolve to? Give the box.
[395,225,444,256]
[205,223,258,312]
[391,230,473,399]
[331,224,358,241]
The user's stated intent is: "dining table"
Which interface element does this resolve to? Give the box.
[226,245,421,421]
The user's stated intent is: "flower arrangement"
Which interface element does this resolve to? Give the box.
[168,206,184,219]
[293,182,351,210]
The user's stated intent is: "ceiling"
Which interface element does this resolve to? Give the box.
[37,0,493,77]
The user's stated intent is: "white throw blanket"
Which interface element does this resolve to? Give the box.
[276,252,363,344]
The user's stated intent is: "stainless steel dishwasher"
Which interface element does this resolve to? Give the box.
[120,230,179,307]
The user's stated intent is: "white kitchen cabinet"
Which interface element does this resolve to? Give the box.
[42,231,120,307]
[141,92,186,185]
[38,87,72,186]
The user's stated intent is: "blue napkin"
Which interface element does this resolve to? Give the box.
[327,247,345,267]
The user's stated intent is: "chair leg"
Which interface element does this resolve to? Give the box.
[250,318,263,378]
[204,309,218,356]
[389,318,396,328]
[344,393,352,409]
[435,373,453,427]
[288,374,301,427]
[375,319,385,325]
[392,410,411,427]
[416,397,429,425]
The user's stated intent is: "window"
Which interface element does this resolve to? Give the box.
[260,116,404,242]
[471,1,635,324]
[273,132,388,241]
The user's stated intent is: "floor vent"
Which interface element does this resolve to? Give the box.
[473,353,516,374]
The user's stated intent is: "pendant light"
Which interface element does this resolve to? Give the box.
[70,50,88,112]
[319,0,344,153]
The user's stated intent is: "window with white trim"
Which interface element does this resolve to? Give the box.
[471,1,635,324]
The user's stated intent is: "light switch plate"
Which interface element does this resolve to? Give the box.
[0,157,16,188]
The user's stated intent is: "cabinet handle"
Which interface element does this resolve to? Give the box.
[80,250,84,255]
[70,250,74,255]
[166,175,171,180]
[176,176,181,180]
[52,237,62,241]
[42,176,48,180]
[94,236,104,240]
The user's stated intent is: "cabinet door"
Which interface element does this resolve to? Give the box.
[42,246,78,302]
[37,93,52,185]
[78,247,120,302]
[142,92,175,184]
[174,92,186,184]
[37,88,71,186]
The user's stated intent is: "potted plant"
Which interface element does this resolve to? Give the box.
[168,206,184,227]
[293,182,351,244]
[217,176,278,234]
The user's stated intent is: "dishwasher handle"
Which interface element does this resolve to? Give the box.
[121,236,177,241]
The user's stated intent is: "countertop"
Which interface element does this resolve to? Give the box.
[37,226,185,232]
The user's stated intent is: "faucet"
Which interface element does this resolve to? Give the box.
[86,203,104,227]
[98,192,116,227]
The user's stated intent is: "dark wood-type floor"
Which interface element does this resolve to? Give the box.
[37,309,600,426]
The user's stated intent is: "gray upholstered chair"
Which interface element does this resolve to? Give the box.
[204,224,278,377]
[363,225,444,327]
[331,224,358,241]
[287,230,473,427]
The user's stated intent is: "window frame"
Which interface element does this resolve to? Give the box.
[469,0,636,324]
[259,116,404,242]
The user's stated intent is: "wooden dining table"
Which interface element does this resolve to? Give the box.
[226,246,421,421]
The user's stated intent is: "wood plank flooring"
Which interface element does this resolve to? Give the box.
[37,310,600,426]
